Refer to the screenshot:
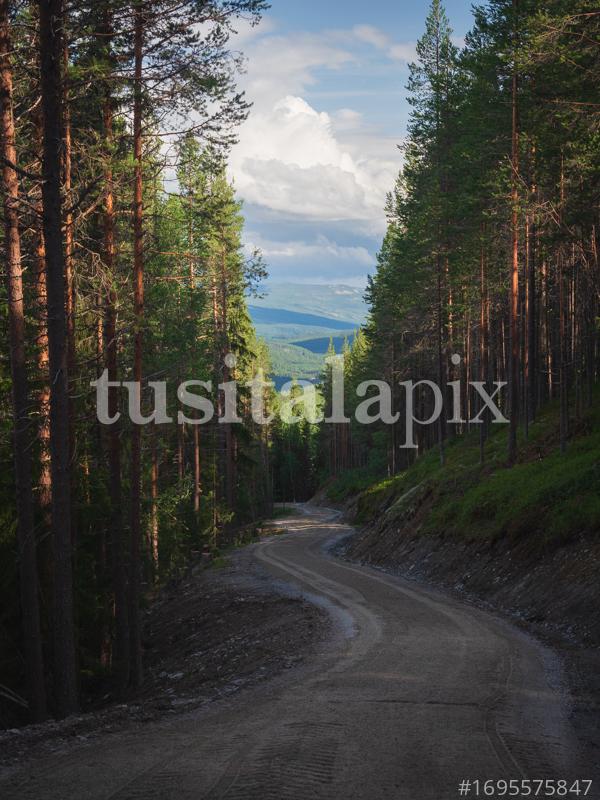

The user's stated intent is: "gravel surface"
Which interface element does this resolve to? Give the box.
[1,505,596,800]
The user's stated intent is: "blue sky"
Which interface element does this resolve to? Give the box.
[229,0,475,287]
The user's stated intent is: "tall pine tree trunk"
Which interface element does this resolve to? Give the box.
[508,0,520,465]
[193,426,201,514]
[211,271,219,537]
[102,11,130,690]
[129,0,144,687]
[34,197,53,528]
[62,28,76,545]
[527,159,537,423]
[37,0,78,716]
[220,244,236,509]
[1,0,47,720]
[559,255,568,453]
[33,102,54,649]
[479,234,489,464]
[558,157,568,453]
[188,195,201,514]
[150,426,159,573]
[436,254,446,466]
[177,420,185,480]
[32,105,53,533]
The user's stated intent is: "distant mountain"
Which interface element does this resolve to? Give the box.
[248,282,368,387]
[251,282,367,325]
[254,322,355,341]
[248,305,357,331]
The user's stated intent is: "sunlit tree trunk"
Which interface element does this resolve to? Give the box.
[34,208,52,524]
[150,425,159,575]
[1,0,47,720]
[102,7,130,690]
[37,0,78,716]
[188,194,201,514]
[129,0,144,688]
[62,23,76,514]
[508,0,520,465]
[527,158,537,423]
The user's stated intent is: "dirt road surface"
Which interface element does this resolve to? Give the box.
[1,506,596,800]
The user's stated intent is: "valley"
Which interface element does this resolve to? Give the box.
[249,283,367,387]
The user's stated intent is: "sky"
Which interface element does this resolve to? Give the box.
[229,0,475,288]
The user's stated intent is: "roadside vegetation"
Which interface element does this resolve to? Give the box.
[327,388,600,551]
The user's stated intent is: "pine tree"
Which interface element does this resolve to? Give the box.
[0,0,47,720]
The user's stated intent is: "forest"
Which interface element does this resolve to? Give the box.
[310,0,600,485]
[0,0,273,723]
[1,0,599,736]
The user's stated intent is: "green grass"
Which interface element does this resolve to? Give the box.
[326,467,385,503]
[328,390,600,548]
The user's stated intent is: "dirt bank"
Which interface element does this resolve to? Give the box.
[0,540,327,775]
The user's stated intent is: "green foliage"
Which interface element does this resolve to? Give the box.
[270,396,319,502]
[267,341,325,384]
[338,392,600,548]
[325,468,384,504]
[314,0,600,487]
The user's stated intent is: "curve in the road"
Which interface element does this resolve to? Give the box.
[0,506,589,800]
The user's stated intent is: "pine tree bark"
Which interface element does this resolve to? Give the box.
[542,258,553,402]
[479,236,489,464]
[527,160,537,423]
[150,425,159,575]
[559,254,568,454]
[35,222,53,500]
[32,103,54,651]
[508,0,520,465]
[1,0,47,720]
[188,193,201,514]
[129,0,144,688]
[211,272,219,535]
[62,29,75,486]
[220,243,236,509]
[37,0,78,716]
[102,9,130,690]
[177,420,185,481]
[436,255,446,466]
[29,102,53,536]
[526,219,537,425]
[193,425,201,514]
[558,156,568,453]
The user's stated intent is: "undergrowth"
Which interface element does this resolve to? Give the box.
[327,390,600,546]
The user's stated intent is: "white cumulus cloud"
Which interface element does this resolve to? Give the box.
[228,22,406,281]
[230,95,393,230]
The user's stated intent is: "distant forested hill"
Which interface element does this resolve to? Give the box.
[293,334,357,354]
[252,283,367,324]
[247,306,357,331]
[249,283,367,385]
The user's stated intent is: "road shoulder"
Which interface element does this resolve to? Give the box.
[0,537,329,778]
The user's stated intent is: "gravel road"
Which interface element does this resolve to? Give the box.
[1,506,595,800]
